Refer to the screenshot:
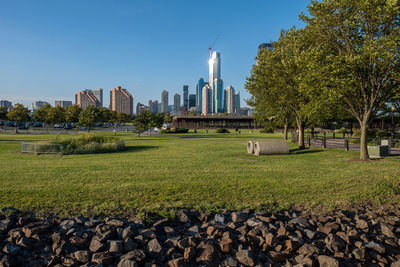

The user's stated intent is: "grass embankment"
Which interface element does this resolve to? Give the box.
[0,131,399,218]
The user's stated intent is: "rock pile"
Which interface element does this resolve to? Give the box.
[1,206,400,266]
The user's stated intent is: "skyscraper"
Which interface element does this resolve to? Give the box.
[213,79,224,113]
[136,102,148,114]
[189,94,196,109]
[110,86,134,116]
[209,51,221,83]
[32,101,50,111]
[202,85,211,116]
[55,100,72,108]
[174,93,181,114]
[183,85,189,110]
[148,100,159,114]
[161,90,169,113]
[225,85,235,114]
[196,78,205,113]
[85,88,103,107]
[0,100,12,112]
[234,92,240,111]
[75,90,101,109]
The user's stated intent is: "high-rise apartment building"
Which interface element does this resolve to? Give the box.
[161,90,169,113]
[189,94,196,109]
[173,94,181,114]
[213,79,224,113]
[32,101,50,111]
[0,100,12,112]
[183,85,189,110]
[209,51,221,83]
[209,51,224,114]
[225,85,235,114]
[136,102,148,114]
[148,100,159,114]
[86,88,103,107]
[196,78,205,113]
[75,90,101,109]
[110,86,134,116]
[202,85,211,115]
[55,100,72,108]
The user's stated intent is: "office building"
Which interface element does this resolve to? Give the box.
[75,90,101,109]
[234,92,240,111]
[209,51,221,83]
[196,78,205,113]
[136,102,148,114]
[225,85,235,114]
[189,94,196,109]
[55,100,72,108]
[0,100,12,112]
[168,105,174,113]
[213,79,224,113]
[85,88,103,107]
[183,85,189,110]
[32,101,50,111]
[110,86,134,116]
[161,90,169,113]
[202,85,212,115]
[148,100,159,114]
[173,93,181,114]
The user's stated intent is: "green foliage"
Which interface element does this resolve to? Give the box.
[133,111,165,135]
[116,112,131,123]
[0,107,8,120]
[78,106,96,131]
[48,106,65,124]
[58,134,125,154]
[7,104,30,124]
[259,127,274,134]
[65,105,82,123]
[33,104,51,124]
[216,128,229,133]
[161,127,189,134]
[164,113,173,123]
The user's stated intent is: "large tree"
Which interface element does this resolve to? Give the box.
[302,0,400,160]
[246,28,333,148]
[133,110,153,136]
[0,107,8,120]
[78,106,96,132]
[7,104,30,133]
[65,105,82,124]
[48,106,65,124]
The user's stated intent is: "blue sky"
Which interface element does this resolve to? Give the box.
[0,0,309,109]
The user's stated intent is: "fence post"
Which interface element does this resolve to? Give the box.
[333,131,335,139]
[322,136,327,149]
[345,138,349,151]
[307,134,311,147]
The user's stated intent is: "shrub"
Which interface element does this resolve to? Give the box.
[216,128,229,133]
[58,134,125,154]
[160,128,189,134]
[259,127,274,133]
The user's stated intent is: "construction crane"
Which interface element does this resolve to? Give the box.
[208,35,220,57]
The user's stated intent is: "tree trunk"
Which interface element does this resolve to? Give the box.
[296,118,305,149]
[359,122,369,160]
[283,118,289,140]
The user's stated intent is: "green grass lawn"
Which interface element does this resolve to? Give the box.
[0,131,399,218]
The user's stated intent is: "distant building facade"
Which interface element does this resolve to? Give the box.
[86,88,103,107]
[173,93,181,114]
[0,100,12,112]
[225,85,235,114]
[75,90,101,109]
[55,100,72,108]
[202,85,212,115]
[189,94,196,109]
[234,92,240,111]
[148,100,159,114]
[161,90,169,113]
[32,101,50,111]
[183,85,189,110]
[136,102,148,114]
[196,78,205,113]
[110,86,134,116]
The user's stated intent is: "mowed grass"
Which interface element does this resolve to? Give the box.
[0,131,400,217]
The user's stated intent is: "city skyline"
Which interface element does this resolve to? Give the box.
[0,1,308,109]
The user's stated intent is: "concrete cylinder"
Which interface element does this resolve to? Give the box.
[253,141,289,156]
[247,141,255,154]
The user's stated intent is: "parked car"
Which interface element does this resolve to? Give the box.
[0,121,4,126]
[94,123,104,127]
[103,122,112,128]
[64,124,73,129]
[7,122,16,127]
[34,122,43,127]
[18,123,29,130]
[54,123,64,128]
[80,126,87,130]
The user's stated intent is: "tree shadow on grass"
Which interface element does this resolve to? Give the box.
[121,145,160,153]
[290,148,324,155]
